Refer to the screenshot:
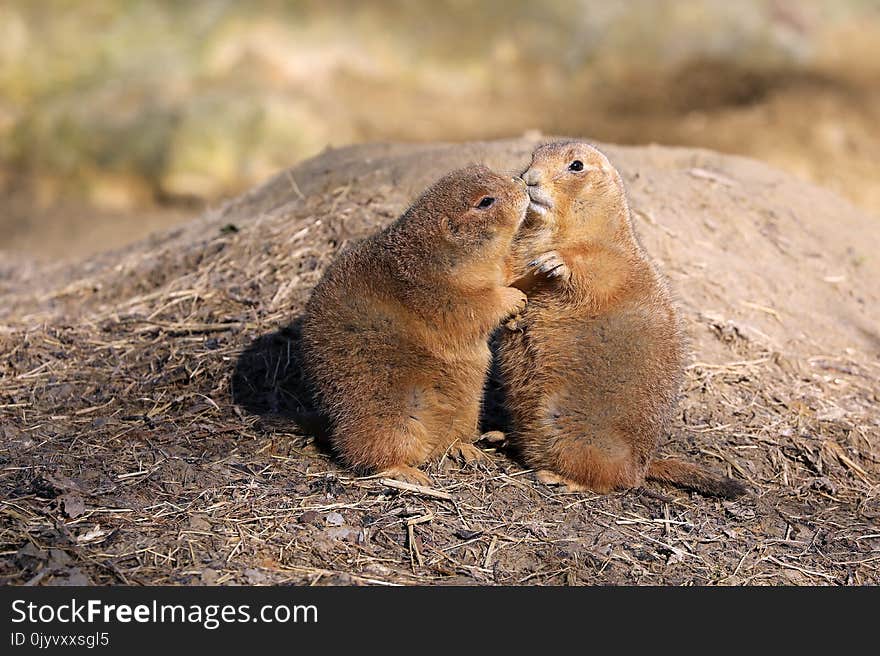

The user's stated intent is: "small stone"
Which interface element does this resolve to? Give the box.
[243,568,269,584]
[61,493,86,519]
[325,526,357,542]
[188,514,211,531]
[299,510,321,525]
[201,568,219,585]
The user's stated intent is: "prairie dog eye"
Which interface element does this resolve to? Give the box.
[568,160,584,172]
[476,196,495,209]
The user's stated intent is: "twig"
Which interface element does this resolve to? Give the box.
[380,478,452,500]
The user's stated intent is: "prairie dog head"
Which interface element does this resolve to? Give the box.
[520,141,626,233]
[406,164,529,257]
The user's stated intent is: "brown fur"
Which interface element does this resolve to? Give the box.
[301,165,529,484]
[498,141,746,499]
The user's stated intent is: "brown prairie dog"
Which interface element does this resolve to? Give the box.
[301,165,529,485]
[498,140,746,498]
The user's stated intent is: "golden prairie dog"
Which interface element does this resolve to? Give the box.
[301,165,529,484]
[498,141,746,498]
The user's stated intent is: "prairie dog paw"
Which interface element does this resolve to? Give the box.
[535,469,589,493]
[528,251,571,282]
[447,441,490,465]
[500,287,528,317]
[381,465,433,486]
[478,430,506,445]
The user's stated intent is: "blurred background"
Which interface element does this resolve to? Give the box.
[2,0,879,259]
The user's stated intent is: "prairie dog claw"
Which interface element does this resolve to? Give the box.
[528,251,571,282]
[448,441,490,464]
[536,469,589,492]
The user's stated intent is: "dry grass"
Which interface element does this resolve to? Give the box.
[1,138,878,585]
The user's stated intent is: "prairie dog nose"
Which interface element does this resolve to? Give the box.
[522,168,541,186]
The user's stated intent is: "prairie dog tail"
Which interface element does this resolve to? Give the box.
[646,458,747,499]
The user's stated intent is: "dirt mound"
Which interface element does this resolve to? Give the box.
[2,137,878,585]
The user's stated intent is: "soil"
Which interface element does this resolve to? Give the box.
[1,136,878,585]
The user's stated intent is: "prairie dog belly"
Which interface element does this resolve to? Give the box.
[501,299,680,444]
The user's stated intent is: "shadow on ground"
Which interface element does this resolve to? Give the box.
[231,318,517,459]
[230,316,329,440]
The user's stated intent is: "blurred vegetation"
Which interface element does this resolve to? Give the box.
[2,0,880,255]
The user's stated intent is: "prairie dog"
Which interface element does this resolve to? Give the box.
[301,165,529,484]
[498,141,746,498]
